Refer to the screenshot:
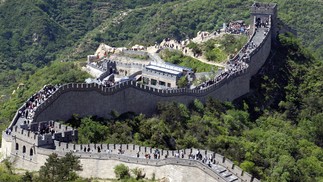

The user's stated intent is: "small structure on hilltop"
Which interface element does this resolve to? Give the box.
[86,46,196,89]
[142,62,194,88]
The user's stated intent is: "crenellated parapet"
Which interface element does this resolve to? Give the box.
[250,2,277,16]
[3,120,260,181]
[30,68,249,121]
[7,122,77,147]
[51,141,259,182]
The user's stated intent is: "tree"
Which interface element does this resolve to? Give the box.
[59,152,83,181]
[187,42,202,56]
[190,99,204,114]
[3,159,13,175]
[0,159,21,182]
[114,164,130,180]
[296,156,323,182]
[38,153,60,182]
[131,167,145,180]
[38,153,82,182]
[311,113,323,147]
[78,117,109,144]
[240,160,255,173]
[177,76,188,88]
[21,171,33,182]
[205,50,217,61]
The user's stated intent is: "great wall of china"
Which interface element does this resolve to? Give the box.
[1,2,277,182]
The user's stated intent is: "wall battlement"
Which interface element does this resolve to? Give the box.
[49,141,259,182]
[8,122,77,147]
[31,67,249,121]
[251,2,277,15]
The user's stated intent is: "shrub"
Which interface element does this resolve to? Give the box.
[114,164,130,179]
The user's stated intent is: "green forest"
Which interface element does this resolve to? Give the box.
[0,0,322,181]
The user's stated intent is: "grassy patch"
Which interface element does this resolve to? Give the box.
[160,49,217,72]
[203,34,248,62]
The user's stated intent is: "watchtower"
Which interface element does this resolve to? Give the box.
[250,2,277,38]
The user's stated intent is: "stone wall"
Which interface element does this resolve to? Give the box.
[53,142,260,181]
[30,15,272,122]
[8,141,260,182]
[0,132,12,159]
[248,26,272,77]
[2,117,261,182]
[13,148,222,182]
[33,71,249,122]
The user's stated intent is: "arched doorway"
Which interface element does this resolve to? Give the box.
[15,143,19,151]
[22,146,26,153]
[30,148,33,156]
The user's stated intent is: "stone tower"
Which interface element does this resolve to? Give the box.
[250,2,277,38]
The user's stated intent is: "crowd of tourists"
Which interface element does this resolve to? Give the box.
[112,147,216,169]
[19,85,58,124]
[255,17,269,29]
[102,80,116,87]
[5,85,59,135]
[35,121,56,136]
[197,16,272,91]
[197,58,248,90]
[157,38,184,51]
[226,20,250,35]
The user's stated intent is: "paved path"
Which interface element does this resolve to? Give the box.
[148,52,164,64]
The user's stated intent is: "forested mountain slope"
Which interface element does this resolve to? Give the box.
[64,0,323,60]
[0,0,175,70]
[0,0,321,71]
[0,1,322,181]
[0,0,172,96]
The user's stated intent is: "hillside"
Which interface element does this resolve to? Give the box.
[0,0,173,97]
[0,1,322,182]
[0,0,176,70]
[65,0,323,60]
[1,0,321,70]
